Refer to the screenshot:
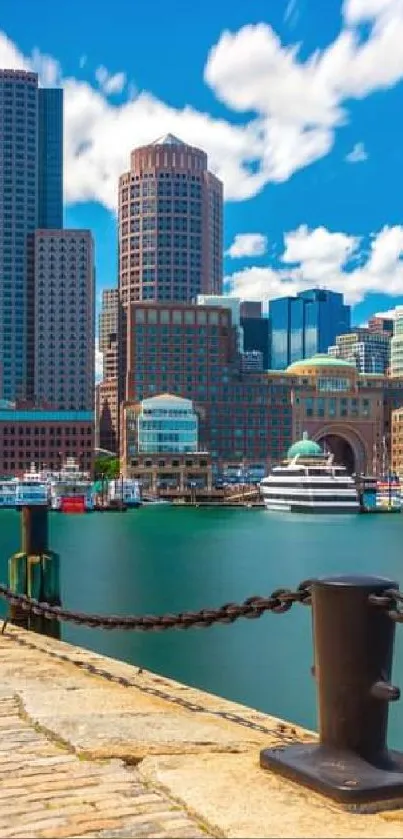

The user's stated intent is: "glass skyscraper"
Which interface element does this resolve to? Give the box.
[269,289,351,370]
[38,88,63,229]
[0,70,63,401]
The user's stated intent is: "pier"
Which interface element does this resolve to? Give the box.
[1,624,403,838]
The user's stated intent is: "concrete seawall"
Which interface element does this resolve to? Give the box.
[0,625,402,838]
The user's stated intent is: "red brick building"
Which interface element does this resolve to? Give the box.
[0,404,93,477]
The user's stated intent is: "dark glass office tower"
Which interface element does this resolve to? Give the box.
[269,289,351,370]
[38,88,63,228]
[0,70,63,401]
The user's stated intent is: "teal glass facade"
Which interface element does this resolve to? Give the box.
[38,88,63,229]
[270,290,351,370]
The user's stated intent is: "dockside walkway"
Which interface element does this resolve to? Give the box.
[0,626,402,838]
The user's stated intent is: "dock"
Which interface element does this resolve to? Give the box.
[0,625,402,838]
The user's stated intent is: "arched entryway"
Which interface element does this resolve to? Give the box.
[318,434,355,473]
[313,426,368,475]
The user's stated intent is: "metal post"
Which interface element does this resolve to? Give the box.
[22,505,49,555]
[260,576,403,806]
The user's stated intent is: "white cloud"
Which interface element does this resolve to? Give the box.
[1,0,403,211]
[226,233,268,258]
[345,141,368,162]
[95,65,127,96]
[226,224,403,306]
[374,308,398,318]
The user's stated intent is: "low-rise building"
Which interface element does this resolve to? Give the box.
[328,328,391,374]
[0,403,94,476]
[121,394,212,493]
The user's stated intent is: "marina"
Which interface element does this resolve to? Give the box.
[1,505,403,750]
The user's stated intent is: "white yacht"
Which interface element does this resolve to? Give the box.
[260,433,360,514]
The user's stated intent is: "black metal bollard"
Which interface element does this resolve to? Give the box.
[22,505,49,555]
[260,576,403,806]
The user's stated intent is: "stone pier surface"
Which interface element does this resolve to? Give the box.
[0,628,403,838]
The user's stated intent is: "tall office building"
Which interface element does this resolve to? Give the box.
[99,288,119,380]
[0,69,63,401]
[38,88,63,228]
[368,315,394,337]
[269,289,351,369]
[240,301,271,370]
[33,230,95,411]
[118,134,223,307]
[328,328,391,374]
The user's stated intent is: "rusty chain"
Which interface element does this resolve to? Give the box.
[369,588,403,623]
[0,580,313,632]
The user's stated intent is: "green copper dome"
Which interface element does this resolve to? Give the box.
[287,353,356,371]
[287,432,323,460]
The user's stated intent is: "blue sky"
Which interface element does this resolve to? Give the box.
[2,0,403,326]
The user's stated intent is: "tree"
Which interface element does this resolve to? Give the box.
[94,456,120,480]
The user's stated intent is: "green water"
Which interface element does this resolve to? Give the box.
[1,507,403,748]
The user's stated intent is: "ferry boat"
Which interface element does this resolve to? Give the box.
[49,458,95,513]
[260,432,360,514]
[15,479,49,507]
[108,478,141,508]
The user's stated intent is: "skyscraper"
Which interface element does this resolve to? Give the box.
[0,69,63,401]
[38,88,63,228]
[118,134,223,307]
[99,289,119,380]
[390,307,403,377]
[33,230,95,411]
[269,289,351,370]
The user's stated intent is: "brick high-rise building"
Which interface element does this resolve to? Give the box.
[123,301,276,474]
[118,134,223,307]
[33,230,95,411]
[0,69,63,401]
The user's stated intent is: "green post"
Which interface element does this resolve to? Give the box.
[7,505,61,638]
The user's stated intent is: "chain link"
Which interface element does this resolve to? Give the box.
[0,580,313,632]
[369,588,403,623]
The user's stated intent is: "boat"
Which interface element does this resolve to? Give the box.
[49,458,95,513]
[15,479,49,507]
[107,478,141,508]
[0,479,18,508]
[260,432,360,514]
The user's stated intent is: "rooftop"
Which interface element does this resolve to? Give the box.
[151,133,185,146]
[287,353,357,372]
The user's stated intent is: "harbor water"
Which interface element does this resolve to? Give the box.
[1,506,403,748]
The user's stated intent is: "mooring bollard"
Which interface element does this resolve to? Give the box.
[8,505,61,638]
[260,575,403,806]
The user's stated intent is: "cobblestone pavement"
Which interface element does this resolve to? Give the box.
[0,693,214,839]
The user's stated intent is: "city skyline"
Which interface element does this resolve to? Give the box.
[1,0,403,334]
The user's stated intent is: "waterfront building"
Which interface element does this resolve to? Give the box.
[269,289,351,370]
[118,134,223,309]
[390,307,403,377]
[0,69,63,402]
[240,301,271,369]
[285,354,384,474]
[123,301,272,473]
[33,230,95,411]
[121,394,212,491]
[0,403,93,477]
[328,328,391,374]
